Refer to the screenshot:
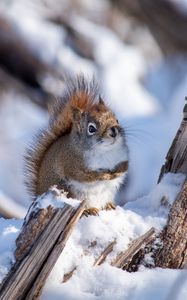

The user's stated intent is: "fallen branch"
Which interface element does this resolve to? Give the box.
[111,227,156,269]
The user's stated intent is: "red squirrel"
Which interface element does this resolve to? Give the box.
[25,76,129,215]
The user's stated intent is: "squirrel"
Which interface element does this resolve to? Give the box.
[25,75,129,215]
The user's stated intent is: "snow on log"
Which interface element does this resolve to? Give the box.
[0,189,85,300]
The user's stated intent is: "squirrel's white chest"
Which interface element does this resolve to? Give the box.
[68,173,127,209]
[85,138,128,171]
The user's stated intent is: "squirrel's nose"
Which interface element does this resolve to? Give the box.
[109,126,118,138]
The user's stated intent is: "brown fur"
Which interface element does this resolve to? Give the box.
[25,75,128,199]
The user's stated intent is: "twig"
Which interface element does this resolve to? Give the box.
[94,240,117,266]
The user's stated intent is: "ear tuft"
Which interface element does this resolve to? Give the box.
[99,96,105,106]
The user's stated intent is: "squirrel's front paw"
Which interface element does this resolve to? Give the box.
[83,207,99,217]
[105,202,116,210]
[113,161,128,174]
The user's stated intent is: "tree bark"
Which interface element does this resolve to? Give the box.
[155,99,187,268]
[155,181,187,268]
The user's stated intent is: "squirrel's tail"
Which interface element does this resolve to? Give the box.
[24,74,101,198]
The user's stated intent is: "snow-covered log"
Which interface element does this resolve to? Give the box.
[0,189,85,300]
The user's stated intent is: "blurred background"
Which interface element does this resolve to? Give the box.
[0,0,186,218]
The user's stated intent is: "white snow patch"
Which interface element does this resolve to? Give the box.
[36,188,81,210]
[42,266,187,300]
[126,173,185,216]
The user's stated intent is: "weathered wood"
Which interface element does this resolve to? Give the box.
[0,190,85,300]
[94,240,116,266]
[62,267,77,283]
[155,181,187,268]
[159,102,187,181]
[155,99,187,268]
[111,227,156,269]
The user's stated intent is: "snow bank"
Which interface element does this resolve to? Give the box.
[42,266,187,300]
[0,173,185,299]
[40,173,185,299]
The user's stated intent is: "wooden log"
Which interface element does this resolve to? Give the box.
[155,98,187,268]
[111,227,156,269]
[0,189,85,300]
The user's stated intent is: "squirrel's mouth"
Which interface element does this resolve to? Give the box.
[96,138,121,150]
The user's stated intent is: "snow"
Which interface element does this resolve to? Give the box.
[0,173,186,299]
[39,173,184,300]
[42,267,187,300]
[36,187,81,210]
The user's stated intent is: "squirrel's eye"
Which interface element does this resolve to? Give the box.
[87,123,97,135]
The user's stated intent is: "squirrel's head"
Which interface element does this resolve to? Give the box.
[71,96,127,153]
[51,75,128,170]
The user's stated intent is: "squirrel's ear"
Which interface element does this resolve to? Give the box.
[72,107,82,122]
[99,96,105,106]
